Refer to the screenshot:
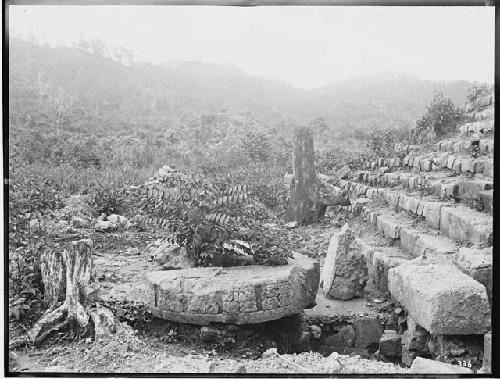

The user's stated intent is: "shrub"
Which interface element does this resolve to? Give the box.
[416,91,463,137]
[466,83,492,104]
[139,167,291,267]
[366,128,395,157]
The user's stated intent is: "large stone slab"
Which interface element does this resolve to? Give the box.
[439,205,493,247]
[400,228,457,260]
[456,180,493,200]
[145,252,319,325]
[388,260,490,334]
[322,224,369,300]
[454,247,492,303]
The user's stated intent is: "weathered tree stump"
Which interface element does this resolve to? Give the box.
[10,239,105,348]
[40,250,66,308]
[287,127,320,225]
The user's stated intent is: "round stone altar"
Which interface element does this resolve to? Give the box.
[145,252,319,325]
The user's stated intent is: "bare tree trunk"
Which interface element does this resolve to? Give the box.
[11,239,96,348]
[287,127,319,225]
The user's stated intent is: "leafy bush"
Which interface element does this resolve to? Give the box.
[466,83,492,104]
[416,91,463,137]
[139,166,292,267]
[366,128,395,157]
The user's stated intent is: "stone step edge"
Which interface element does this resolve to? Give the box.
[346,207,493,307]
[387,260,491,335]
[363,153,493,178]
[340,180,493,246]
[435,138,494,154]
[340,180,448,230]
[348,172,493,208]
[339,200,492,277]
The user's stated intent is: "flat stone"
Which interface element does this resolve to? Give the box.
[145,252,319,325]
[439,205,493,246]
[322,224,369,300]
[410,357,473,374]
[388,260,491,334]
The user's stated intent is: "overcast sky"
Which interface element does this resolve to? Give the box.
[9,5,495,89]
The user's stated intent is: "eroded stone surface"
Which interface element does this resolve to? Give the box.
[145,252,319,325]
[400,228,457,261]
[454,247,492,303]
[388,260,490,334]
[322,224,369,300]
[439,205,493,246]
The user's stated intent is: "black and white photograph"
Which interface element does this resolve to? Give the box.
[4,3,495,375]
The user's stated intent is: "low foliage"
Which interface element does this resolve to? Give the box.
[315,147,373,174]
[416,91,463,138]
[366,128,395,157]
[138,166,292,267]
[466,83,492,105]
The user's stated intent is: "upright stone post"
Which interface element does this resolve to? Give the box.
[287,127,319,225]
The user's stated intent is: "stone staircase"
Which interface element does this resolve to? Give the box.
[321,90,493,370]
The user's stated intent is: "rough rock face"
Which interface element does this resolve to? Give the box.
[322,224,369,300]
[439,205,493,247]
[145,252,319,325]
[379,330,402,357]
[150,243,195,270]
[388,260,491,334]
[454,247,492,304]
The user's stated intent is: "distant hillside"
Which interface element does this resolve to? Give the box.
[9,38,481,140]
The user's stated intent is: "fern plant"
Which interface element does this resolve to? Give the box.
[137,166,292,267]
